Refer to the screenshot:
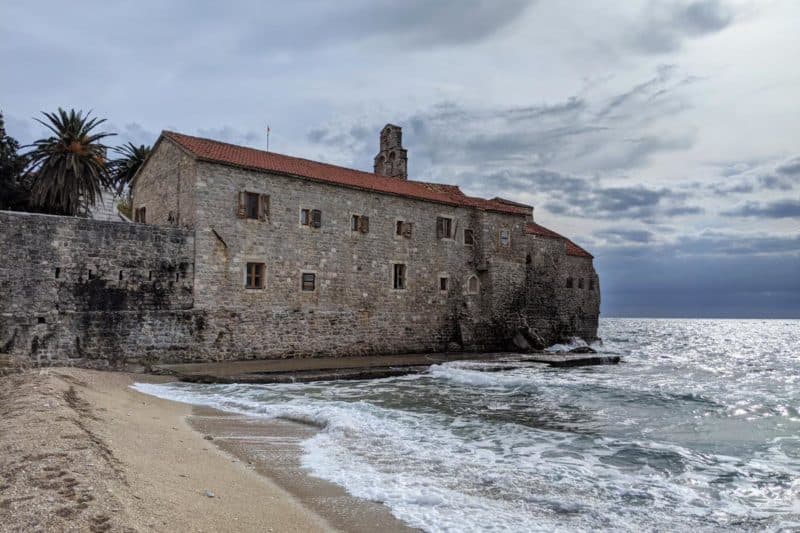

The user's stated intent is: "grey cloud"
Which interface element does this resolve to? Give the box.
[309,66,697,176]
[196,126,262,147]
[629,0,735,54]
[722,199,800,219]
[758,175,794,191]
[710,181,754,195]
[595,228,655,244]
[776,157,800,176]
[239,0,535,51]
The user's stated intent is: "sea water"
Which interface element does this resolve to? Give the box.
[135,319,800,532]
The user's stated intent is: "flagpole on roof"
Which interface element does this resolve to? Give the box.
[266,125,270,152]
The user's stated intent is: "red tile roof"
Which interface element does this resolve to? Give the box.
[525,222,594,259]
[161,131,530,216]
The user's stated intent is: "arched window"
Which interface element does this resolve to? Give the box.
[467,275,480,294]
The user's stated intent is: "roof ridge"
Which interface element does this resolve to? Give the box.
[159,130,531,216]
[164,130,393,183]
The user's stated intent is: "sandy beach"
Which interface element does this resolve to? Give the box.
[0,368,411,533]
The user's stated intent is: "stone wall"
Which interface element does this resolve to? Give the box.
[523,236,600,342]
[186,158,541,358]
[0,211,198,366]
[131,138,196,227]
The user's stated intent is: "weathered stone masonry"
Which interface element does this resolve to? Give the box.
[0,211,200,366]
[0,125,600,366]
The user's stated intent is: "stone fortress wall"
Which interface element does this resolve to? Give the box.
[0,127,600,367]
[0,211,201,366]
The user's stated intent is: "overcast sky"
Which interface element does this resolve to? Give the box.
[2,0,798,317]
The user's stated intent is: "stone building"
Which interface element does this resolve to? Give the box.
[0,124,599,366]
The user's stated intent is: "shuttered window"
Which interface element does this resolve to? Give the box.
[396,221,413,237]
[237,191,270,221]
[436,217,453,239]
[245,262,265,289]
[393,264,406,290]
[302,273,316,291]
[352,215,370,233]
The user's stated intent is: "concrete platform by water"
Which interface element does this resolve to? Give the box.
[155,352,621,384]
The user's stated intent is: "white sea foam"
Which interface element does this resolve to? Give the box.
[133,319,800,532]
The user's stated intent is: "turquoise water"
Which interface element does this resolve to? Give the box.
[136,319,800,532]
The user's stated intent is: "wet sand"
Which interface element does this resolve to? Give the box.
[188,408,417,533]
[0,368,412,532]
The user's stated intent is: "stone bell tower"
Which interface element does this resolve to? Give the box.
[373,124,408,180]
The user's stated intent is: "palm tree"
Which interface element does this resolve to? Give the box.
[24,108,115,216]
[110,141,151,195]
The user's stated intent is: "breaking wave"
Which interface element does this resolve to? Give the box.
[135,319,800,532]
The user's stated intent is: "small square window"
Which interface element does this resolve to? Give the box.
[393,264,407,290]
[436,217,453,239]
[245,262,265,289]
[499,229,510,247]
[464,229,475,246]
[245,192,259,219]
[300,209,310,225]
[352,215,369,233]
[439,277,448,291]
[302,272,316,291]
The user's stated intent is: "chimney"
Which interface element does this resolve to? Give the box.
[373,124,408,180]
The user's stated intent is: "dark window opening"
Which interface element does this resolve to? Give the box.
[526,254,532,264]
[246,262,265,289]
[311,209,322,228]
[439,277,448,291]
[175,272,180,282]
[566,277,574,288]
[393,264,407,290]
[352,215,370,233]
[464,229,475,246]
[55,267,60,279]
[396,221,413,237]
[119,270,124,281]
[244,192,259,219]
[436,217,453,239]
[589,279,595,290]
[578,278,584,289]
[134,207,146,223]
[302,273,316,291]
[37,317,45,324]
[148,271,153,281]
[88,270,93,280]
